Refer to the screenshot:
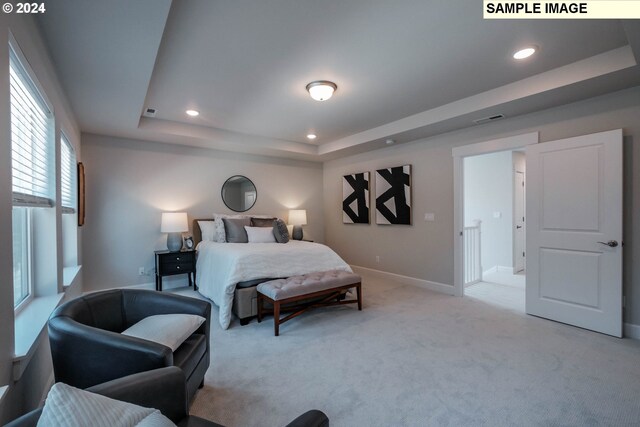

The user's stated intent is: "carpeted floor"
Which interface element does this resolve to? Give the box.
[176,272,640,427]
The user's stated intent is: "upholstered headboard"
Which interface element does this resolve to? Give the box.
[192,218,213,246]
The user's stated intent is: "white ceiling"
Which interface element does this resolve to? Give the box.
[37,0,640,161]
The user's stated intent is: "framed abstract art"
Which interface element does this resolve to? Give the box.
[375,165,411,225]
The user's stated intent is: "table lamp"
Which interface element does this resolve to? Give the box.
[161,212,188,252]
[289,209,307,241]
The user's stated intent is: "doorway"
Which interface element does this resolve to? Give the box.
[452,132,538,300]
[461,149,526,312]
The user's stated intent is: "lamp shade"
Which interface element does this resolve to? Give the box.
[288,209,307,225]
[161,212,188,233]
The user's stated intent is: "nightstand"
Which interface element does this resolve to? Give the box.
[154,249,197,292]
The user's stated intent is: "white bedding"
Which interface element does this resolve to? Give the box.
[196,240,352,329]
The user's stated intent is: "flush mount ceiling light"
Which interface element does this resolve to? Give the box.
[513,46,537,60]
[306,80,337,101]
[386,139,395,145]
[306,133,317,140]
[185,109,199,117]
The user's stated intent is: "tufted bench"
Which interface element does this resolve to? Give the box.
[256,270,362,336]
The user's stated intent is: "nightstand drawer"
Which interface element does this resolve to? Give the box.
[160,261,193,275]
[161,252,194,263]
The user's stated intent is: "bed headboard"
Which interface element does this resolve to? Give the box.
[193,218,213,246]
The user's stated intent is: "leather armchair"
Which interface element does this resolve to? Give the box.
[48,289,211,402]
[4,367,329,427]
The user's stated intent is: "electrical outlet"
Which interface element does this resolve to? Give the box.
[138,267,145,276]
[376,256,380,263]
[424,213,435,221]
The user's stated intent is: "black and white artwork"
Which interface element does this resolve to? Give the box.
[375,165,411,225]
[342,172,370,224]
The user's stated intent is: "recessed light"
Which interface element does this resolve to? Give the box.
[386,139,395,145]
[185,109,199,117]
[513,46,537,60]
[306,133,317,140]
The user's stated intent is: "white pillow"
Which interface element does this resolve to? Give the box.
[122,314,205,352]
[198,221,216,242]
[37,382,176,427]
[244,226,276,243]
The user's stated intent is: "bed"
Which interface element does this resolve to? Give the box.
[193,219,352,329]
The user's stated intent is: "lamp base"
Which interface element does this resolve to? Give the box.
[167,232,183,252]
[292,225,303,241]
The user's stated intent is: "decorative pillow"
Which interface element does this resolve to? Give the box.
[121,314,205,352]
[250,217,276,227]
[273,219,290,243]
[37,382,176,427]
[212,214,248,242]
[197,220,216,242]
[222,217,251,243]
[245,226,277,243]
[137,411,176,427]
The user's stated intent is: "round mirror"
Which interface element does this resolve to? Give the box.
[221,175,257,212]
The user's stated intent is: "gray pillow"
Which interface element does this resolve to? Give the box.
[273,218,290,243]
[222,217,251,243]
[250,217,276,227]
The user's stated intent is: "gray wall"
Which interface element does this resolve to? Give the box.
[81,134,324,291]
[324,86,640,326]
[464,151,514,272]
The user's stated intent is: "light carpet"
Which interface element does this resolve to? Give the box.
[175,272,640,427]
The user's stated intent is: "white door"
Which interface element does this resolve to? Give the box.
[525,129,623,337]
[514,171,525,273]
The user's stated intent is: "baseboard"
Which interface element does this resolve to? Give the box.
[624,323,640,340]
[483,265,514,276]
[351,265,455,296]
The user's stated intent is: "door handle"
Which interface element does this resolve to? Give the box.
[597,240,618,248]
[516,225,522,229]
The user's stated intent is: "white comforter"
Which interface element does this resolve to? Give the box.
[196,240,352,329]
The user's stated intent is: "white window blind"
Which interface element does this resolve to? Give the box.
[61,134,77,213]
[10,48,53,207]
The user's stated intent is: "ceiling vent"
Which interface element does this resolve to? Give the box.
[473,114,504,125]
[143,107,157,118]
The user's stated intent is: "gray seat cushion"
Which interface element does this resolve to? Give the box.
[257,270,360,300]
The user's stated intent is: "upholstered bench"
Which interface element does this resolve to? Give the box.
[257,270,362,336]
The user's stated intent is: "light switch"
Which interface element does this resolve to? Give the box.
[424,213,435,222]
[493,211,502,219]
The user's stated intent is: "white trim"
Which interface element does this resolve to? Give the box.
[0,385,8,406]
[351,265,455,296]
[453,132,539,298]
[452,132,539,158]
[624,323,640,340]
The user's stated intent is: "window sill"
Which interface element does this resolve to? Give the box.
[63,265,82,288]
[13,293,64,381]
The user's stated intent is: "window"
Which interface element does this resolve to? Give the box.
[10,45,53,308]
[60,134,76,213]
[12,208,31,308]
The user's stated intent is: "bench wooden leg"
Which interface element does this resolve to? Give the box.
[356,283,362,311]
[274,301,280,337]
[257,293,263,323]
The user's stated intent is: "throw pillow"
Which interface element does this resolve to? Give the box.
[197,220,215,242]
[273,219,290,243]
[121,314,205,352]
[245,226,277,243]
[37,382,173,427]
[212,214,248,242]
[222,217,251,243]
[250,217,276,227]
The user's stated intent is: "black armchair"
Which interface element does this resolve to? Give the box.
[5,367,329,427]
[48,289,211,402]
